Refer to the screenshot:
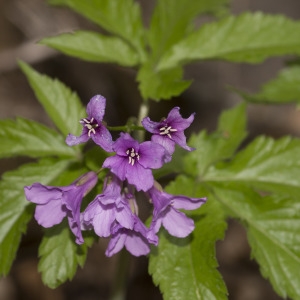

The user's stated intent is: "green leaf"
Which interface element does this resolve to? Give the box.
[137,63,191,101]
[149,175,228,300]
[0,158,72,275]
[19,61,85,137]
[38,220,94,288]
[148,0,229,62]
[184,103,247,176]
[211,183,300,299]
[205,136,300,197]
[0,118,77,159]
[235,66,300,106]
[41,31,139,67]
[49,0,146,61]
[158,12,300,70]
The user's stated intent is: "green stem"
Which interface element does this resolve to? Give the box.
[110,249,131,300]
[136,101,150,142]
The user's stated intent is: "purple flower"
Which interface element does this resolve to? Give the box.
[82,174,135,237]
[102,133,166,192]
[142,107,195,161]
[105,216,158,257]
[66,95,113,152]
[24,171,98,244]
[148,183,207,238]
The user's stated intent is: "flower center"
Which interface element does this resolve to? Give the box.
[126,148,140,166]
[159,125,177,138]
[80,118,99,137]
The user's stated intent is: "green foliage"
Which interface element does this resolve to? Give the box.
[0,118,76,159]
[158,12,300,70]
[38,220,94,288]
[49,0,146,60]
[41,31,139,67]
[149,176,228,300]
[19,61,85,137]
[185,103,247,176]
[210,184,300,299]
[0,159,72,275]
[236,66,300,106]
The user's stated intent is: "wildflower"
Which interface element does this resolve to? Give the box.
[105,216,158,257]
[148,182,207,238]
[24,171,98,244]
[142,107,195,161]
[82,174,135,237]
[66,95,113,152]
[102,133,166,191]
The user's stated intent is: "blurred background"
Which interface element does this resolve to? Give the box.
[1,0,300,299]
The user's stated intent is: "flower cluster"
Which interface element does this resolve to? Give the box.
[24,95,207,257]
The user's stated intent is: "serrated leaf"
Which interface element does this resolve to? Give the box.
[49,0,146,61]
[137,63,191,101]
[19,61,85,137]
[149,175,228,300]
[185,102,247,176]
[205,136,300,197]
[0,158,72,275]
[158,12,300,70]
[38,220,93,288]
[210,183,300,299]
[148,0,229,62]
[0,118,76,159]
[41,31,139,67]
[235,66,300,106]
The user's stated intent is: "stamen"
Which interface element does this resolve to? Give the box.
[159,125,177,138]
[126,148,139,166]
[81,118,99,136]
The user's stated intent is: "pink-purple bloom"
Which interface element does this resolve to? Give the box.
[102,133,166,192]
[105,216,158,257]
[24,171,98,244]
[66,95,113,152]
[148,183,207,238]
[142,107,195,162]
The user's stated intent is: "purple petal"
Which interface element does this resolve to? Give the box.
[24,183,64,204]
[102,156,128,181]
[113,133,139,156]
[151,135,175,160]
[65,132,89,146]
[167,107,195,131]
[92,206,116,237]
[91,125,113,152]
[34,200,66,227]
[105,230,127,257]
[86,95,106,122]
[115,204,135,230]
[138,141,165,169]
[126,163,154,192]
[171,131,195,151]
[162,208,195,238]
[124,233,150,256]
[171,195,207,210]
[141,117,160,134]
[68,215,84,244]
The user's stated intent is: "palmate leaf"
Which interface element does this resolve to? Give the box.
[235,66,300,106]
[137,63,191,101]
[210,184,300,299]
[185,102,247,176]
[149,175,228,300]
[158,12,300,70]
[205,135,300,197]
[49,0,146,61]
[0,158,72,275]
[0,118,76,159]
[41,31,139,67]
[19,61,85,137]
[147,0,230,62]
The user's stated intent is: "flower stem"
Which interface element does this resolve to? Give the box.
[110,249,131,300]
[136,101,149,142]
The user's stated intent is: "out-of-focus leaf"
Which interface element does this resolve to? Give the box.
[0,118,76,159]
[41,31,139,67]
[0,158,72,275]
[158,12,300,70]
[19,61,85,137]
